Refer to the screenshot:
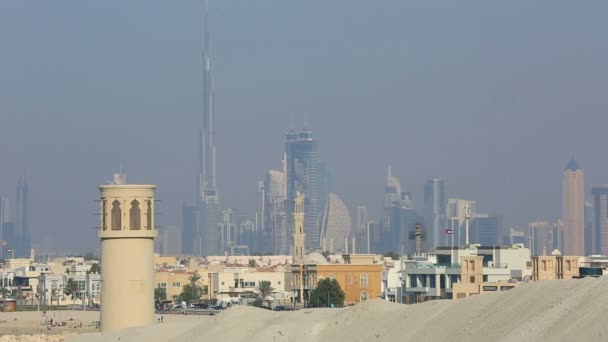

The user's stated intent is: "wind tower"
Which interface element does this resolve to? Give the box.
[98,173,157,332]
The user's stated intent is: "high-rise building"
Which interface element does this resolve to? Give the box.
[0,197,8,259]
[447,199,476,246]
[196,2,221,256]
[552,219,565,253]
[219,209,237,253]
[181,204,197,255]
[471,214,502,246]
[157,226,181,256]
[584,200,593,255]
[16,175,31,258]
[262,170,287,254]
[424,179,446,251]
[591,186,608,255]
[563,159,585,256]
[354,206,368,254]
[320,193,352,253]
[529,221,551,256]
[284,128,327,251]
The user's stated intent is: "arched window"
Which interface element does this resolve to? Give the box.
[146,200,152,230]
[101,200,107,230]
[348,275,353,285]
[111,200,121,230]
[360,291,368,301]
[360,274,368,288]
[130,200,141,230]
[328,274,336,281]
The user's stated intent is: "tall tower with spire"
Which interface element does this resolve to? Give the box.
[196,0,220,256]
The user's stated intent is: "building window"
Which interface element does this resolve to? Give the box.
[111,200,121,230]
[146,200,153,230]
[102,200,107,230]
[360,274,368,288]
[470,276,475,283]
[348,276,353,285]
[328,274,335,281]
[360,291,368,301]
[172,282,181,288]
[130,200,141,230]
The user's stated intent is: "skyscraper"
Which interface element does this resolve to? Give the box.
[563,159,584,256]
[16,175,31,258]
[354,206,368,254]
[471,214,502,246]
[284,128,326,251]
[424,179,446,251]
[447,199,476,246]
[181,203,197,255]
[0,197,8,259]
[196,0,220,256]
[529,221,552,256]
[591,186,608,255]
[263,170,287,254]
[320,193,352,253]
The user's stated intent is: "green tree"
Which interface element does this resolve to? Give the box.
[248,259,257,268]
[0,287,10,298]
[87,263,101,274]
[64,278,80,305]
[384,251,400,260]
[310,278,345,308]
[155,287,167,300]
[179,284,199,305]
[255,281,275,308]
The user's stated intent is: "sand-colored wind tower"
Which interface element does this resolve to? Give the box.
[98,174,157,332]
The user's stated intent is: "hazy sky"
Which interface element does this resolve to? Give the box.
[1,1,608,253]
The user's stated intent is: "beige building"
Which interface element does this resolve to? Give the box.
[532,253,581,280]
[98,174,157,333]
[451,256,519,299]
[292,253,383,306]
[154,269,196,301]
[563,159,585,256]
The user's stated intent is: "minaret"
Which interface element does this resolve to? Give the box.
[292,191,306,264]
[98,174,157,332]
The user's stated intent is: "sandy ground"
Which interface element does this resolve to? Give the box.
[0,310,99,341]
[5,277,608,341]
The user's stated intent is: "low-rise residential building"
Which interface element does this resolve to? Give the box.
[532,252,582,280]
[292,253,383,306]
[400,244,531,303]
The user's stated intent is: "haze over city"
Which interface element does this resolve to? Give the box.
[2,0,608,253]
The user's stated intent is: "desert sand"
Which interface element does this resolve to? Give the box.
[3,276,608,341]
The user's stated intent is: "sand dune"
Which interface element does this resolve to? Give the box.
[8,276,606,341]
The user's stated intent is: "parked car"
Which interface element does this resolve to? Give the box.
[193,303,208,309]
[213,305,224,310]
[272,305,286,311]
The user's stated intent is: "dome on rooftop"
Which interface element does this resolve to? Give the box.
[304,252,328,265]
[565,159,581,171]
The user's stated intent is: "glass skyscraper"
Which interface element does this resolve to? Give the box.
[424,179,446,251]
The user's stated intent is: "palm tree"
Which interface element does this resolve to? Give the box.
[187,271,202,303]
[255,281,275,308]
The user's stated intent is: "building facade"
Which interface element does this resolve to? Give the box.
[591,186,608,255]
[563,159,585,256]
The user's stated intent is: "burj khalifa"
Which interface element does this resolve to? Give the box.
[196,0,220,256]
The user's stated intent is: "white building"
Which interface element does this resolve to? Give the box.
[399,244,532,302]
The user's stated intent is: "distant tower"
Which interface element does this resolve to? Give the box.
[424,179,446,250]
[320,193,352,254]
[591,186,608,255]
[195,0,220,257]
[16,174,30,258]
[292,192,305,264]
[563,159,584,255]
[98,174,157,332]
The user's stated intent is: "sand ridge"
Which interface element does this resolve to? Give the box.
[6,277,608,341]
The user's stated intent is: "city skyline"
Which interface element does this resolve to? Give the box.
[2,1,608,252]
